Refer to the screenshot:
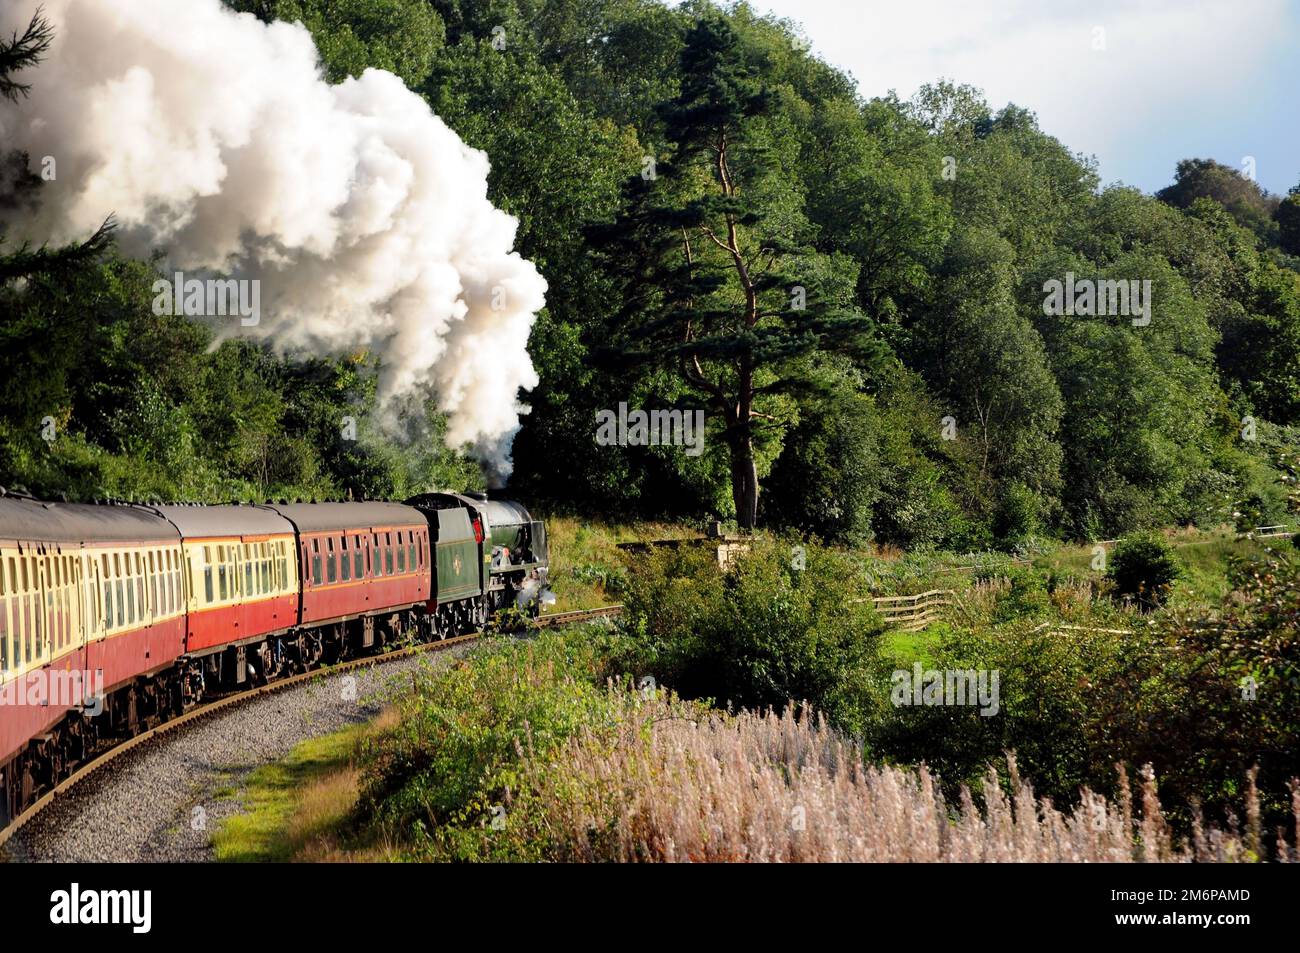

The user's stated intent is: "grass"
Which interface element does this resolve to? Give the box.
[212,711,399,863]
[879,627,943,666]
[540,514,700,612]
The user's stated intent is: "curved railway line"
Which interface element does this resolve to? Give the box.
[0,604,622,854]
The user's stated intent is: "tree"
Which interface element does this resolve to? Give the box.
[225,0,446,87]
[1276,187,1300,257]
[915,225,1063,529]
[594,15,876,528]
[1,10,119,472]
[1157,158,1280,244]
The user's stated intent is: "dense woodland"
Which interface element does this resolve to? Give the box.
[3,0,1299,549]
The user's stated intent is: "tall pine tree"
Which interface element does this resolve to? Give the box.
[594,15,876,528]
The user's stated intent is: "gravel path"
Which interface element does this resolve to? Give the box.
[2,645,469,863]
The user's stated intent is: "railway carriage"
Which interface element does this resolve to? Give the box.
[0,497,184,820]
[145,504,300,696]
[264,502,431,651]
[0,489,551,830]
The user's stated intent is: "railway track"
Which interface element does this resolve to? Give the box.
[533,604,624,627]
[0,604,623,852]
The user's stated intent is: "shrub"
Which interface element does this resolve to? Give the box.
[618,538,885,734]
[355,627,631,861]
[990,566,1053,623]
[1108,533,1180,611]
[868,621,1154,805]
[1140,549,1300,832]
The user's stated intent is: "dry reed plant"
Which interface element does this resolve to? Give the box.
[522,697,1298,863]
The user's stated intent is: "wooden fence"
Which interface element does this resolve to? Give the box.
[870,589,959,633]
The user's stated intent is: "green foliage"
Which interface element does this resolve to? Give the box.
[1108,533,1181,611]
[227,0,445,87]
[355,627,636,860]
[1157,158,1280,245]
[617,537,884,733]
[1277,191,1300,257]
[870,547,1300,834]
[1143,547,1300,825]
[871,622,1144,806]
[760,361,880,544]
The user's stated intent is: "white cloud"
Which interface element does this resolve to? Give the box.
[753,0,1292,187]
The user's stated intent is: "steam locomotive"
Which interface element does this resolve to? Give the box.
[0,490,550,827]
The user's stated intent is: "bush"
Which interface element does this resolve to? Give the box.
[868,621,1153,805]
[990,566,1053,623]
[761,385,880,546]
[867,548,1300,837]
[356,627,631,861]
[617,538,885,734]
[1108,533,1180,611]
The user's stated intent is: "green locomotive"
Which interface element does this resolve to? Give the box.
[404,493,552,630]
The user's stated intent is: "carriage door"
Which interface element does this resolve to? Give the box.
[35,555,49,666]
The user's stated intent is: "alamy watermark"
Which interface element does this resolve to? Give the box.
[0,668,104,715]
[152,271,260,326]
[595,402,705,457]
[1042,272,1152,327]
[891,663,1000,716]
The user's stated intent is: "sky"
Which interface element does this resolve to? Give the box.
[744,0,1300,196]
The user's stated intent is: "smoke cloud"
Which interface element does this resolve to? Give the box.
[0,0,546,482]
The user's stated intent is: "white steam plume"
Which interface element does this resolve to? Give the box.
[0,0,546,483]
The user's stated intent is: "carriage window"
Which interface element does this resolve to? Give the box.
[218,561,228,601]
[203,547,214,603]
[245,555,254,595]
[396,532,406,573]
[326,537,337,584]
[385,534,394,575]
[340,537,351,581]
[408,540,416,573]
[102,555,112,626]
[279,542,289,592]
[371,535,382,577]
[27,559,34,653]
[58,587,68,650]
[0,559,7,672]
[354,536,364,578]
[126,562,136,623]
[311,538,322,586]
[0,568,7,673]
[45,559,55,651]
